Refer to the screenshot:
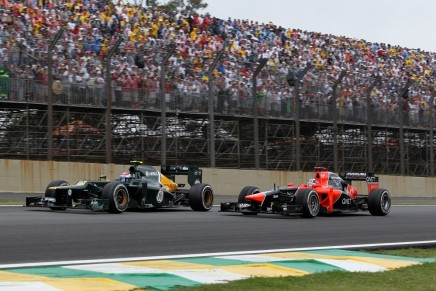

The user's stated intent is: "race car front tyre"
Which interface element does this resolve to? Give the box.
[238,186,261,215]
[368,188,391,216]
[102,182,129,213]
[296,188,320,218]
[189,183,214,211]
[45,179,69,210]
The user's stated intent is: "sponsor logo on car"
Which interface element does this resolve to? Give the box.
[145,171,160,177]
[342,198,352,204]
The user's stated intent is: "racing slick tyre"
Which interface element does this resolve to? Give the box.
[45,180,69,210]
[189,183,214,211]
[368,188,391,216]
[102,182,129,214]
[296,188,320,218]
[238,186,261,215]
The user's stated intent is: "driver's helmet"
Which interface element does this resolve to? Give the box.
[119,171,132,182]
[307,178,318,186]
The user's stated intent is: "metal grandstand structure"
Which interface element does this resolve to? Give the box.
[1,36,435,177]
[0,88,434,176]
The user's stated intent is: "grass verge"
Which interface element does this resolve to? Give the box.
[174,248,436,291]
[0,199,23,205]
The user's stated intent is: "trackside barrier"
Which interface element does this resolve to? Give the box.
[0,159,435,198]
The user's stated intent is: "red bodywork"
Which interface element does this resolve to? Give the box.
[300,167,378,212]
[229,167,387,217]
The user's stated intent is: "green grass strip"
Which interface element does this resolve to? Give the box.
[304,249,436,263]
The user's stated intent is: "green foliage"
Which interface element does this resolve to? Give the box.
[145,0,161,8]
[185,0,208,12]
[159,0,181,11]
[148,0,208,13]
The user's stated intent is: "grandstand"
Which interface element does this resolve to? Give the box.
[0,0,435,176]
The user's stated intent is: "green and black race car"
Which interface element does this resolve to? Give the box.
[26,161,214,213]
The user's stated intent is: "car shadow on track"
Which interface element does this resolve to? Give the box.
[24,207,199,215]
[218,212,373,220]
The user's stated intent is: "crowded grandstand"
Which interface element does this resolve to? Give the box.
[0,0,435,125]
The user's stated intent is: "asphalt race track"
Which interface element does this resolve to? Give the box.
[0,204,435,265]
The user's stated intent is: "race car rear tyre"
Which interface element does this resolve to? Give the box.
[45,180,69,210]
[296,188,320,218]
[368,188,391,216]
[102,182,129,213]
[238,186,261,215]
[189,183,214,211]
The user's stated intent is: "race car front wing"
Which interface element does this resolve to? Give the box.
[220,202,303,215]
[25,196,110,211]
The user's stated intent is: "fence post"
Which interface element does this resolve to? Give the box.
[294,64,312,171]
[398,79,412,175]
[332,70,347,173]
[430,90,435,176]
[105,37,123,164]
[47,29,64,161]
[252,59,268,169]
[207,41,227,168]
[160,44,176,167]
[366,76,381,172]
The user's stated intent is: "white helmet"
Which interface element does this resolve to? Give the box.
[119,171,132,182]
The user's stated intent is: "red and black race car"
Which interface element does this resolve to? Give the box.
[220,167,391,218]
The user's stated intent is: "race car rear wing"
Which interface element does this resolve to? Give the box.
[161,165,202,186]
[341,172,379,192]
[342,172,378,182]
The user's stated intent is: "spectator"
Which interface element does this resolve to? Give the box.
[0,0,434,120]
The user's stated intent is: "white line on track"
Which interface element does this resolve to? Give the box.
[1,240,436,270]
